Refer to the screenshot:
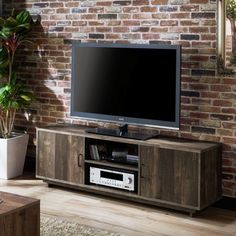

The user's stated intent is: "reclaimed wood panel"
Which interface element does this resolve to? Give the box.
[0,192,40,236]
[37,131,56,178]
[55,134,84,184]
[200,146,222,208]
[140,146,199,207]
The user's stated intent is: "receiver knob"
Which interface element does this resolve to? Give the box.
[126,177,132,184]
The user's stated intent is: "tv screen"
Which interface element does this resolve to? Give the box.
[71,42,181,130]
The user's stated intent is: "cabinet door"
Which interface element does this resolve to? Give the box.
[37,131,56,179]
[55,134,84,184]
[37,131,85,184]
[140,146,199,207]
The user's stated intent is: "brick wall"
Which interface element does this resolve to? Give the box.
[3,0,236,198]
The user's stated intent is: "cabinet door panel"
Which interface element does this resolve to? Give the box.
[55,134,84,184]
[37,131,84,185]
[140,146,199,207]
[37,131,56,178]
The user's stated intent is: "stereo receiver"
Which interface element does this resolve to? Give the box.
[88,165,137,192]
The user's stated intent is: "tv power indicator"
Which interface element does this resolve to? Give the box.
[118,117,125,121]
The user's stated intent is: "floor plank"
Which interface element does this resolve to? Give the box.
[0,175,235,236]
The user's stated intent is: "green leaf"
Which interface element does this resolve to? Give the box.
[16,11,31,24]
[4,16,18,28]
[20,94,31,101]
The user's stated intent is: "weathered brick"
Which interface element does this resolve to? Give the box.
[190,112,209,119]
[211,114,234,121]
[190,0,208,3]
[192,126,215,134]
[151,0,168,4]
[34,3,49,8]
[189,27,209,33]
[189,83,209,90]
[200,120,221,128]
[222,122,236,130]
[131,27,149,32]
[223,138,236,145]
[192,69,215,76]
[98,14,117,19]
[181,34,199,40]
[159,6,178,12]
[160,20,178,26]
[181,105,199,111]
[222,93,236,100]
[192,12,215,19]
[141,6,157,12]
[222,173,234,180]
[222,108,236,114]
[180,5,199,12]
[113,27,129,33]
[217,129,234,137]
[181,90,200,97]
[105,6,121,13]
[97,1,112,6]
[89,7,104,13]
[171,0,190,4]
[133,0,149,5]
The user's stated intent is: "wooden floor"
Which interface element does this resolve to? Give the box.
[0,174,236,236]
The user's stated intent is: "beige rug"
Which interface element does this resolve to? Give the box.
[40,214,121,236]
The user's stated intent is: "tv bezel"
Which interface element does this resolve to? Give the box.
[71,42,181,130]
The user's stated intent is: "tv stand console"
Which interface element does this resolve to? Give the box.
[86,126,158,140]
[36,125,222,215]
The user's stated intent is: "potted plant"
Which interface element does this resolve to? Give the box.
[0,10,35,179]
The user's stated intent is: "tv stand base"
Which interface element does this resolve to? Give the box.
[86,127,158,140]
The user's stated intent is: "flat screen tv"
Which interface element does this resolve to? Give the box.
[71,42,181,140]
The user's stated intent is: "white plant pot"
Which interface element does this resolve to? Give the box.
[0,133,29,179]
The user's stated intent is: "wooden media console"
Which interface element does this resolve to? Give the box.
[36,125,222,215]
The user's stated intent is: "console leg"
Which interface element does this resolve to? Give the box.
[189,211,197,217]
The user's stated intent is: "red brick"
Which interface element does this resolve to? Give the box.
[217,129,233,137]
[96,27,112,32]
[190,0,208,3]
[223,181,236,189]
[201,91,220,98]
[151,0,168,4]
[223,78,236,85]
[42,117,57,123]
[199,106,221,113]
[190,55,209,61]
[189,27,209,33]
[223,137,236,144]
[123,7,139,13]
[222,122,236,129]
[213,100,233,107]
[222,108,236,114]
[170,13,190,19]
[180,20,199,26]
[141,6,157,12]
[211,84,231,92]
[123,20,140,26]
[190,112,209,119]
[222,188,234,196]
[113,27,129,33]
[105,34,121,39]
[182,105,199,111]
[199,135,221,142]
[189,84,209,90]
[133,0,149,6]
[160,20,178,26]
[97,1,112,6]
